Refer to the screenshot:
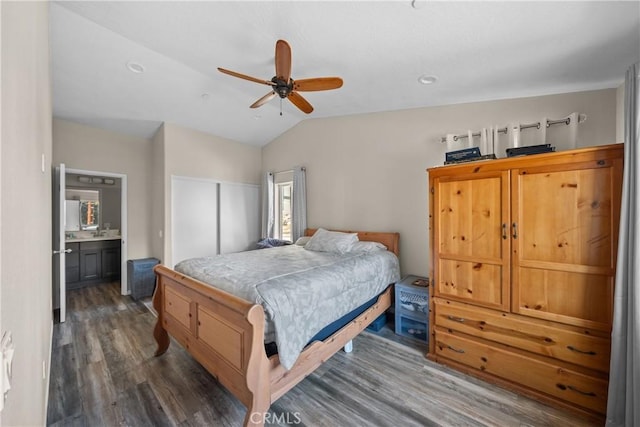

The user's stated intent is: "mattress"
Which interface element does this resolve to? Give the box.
[174,244,400,369]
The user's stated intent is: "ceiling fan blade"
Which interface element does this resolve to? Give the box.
[275,39,292,82]
[294,77,343,92]
[217,67,275,86]
[250,91,277,109]
[288,92,314,114]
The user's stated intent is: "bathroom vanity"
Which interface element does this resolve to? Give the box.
[65,235,121,289]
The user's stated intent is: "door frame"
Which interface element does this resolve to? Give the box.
[65,168,128,295]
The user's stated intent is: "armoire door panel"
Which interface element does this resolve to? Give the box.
[515,267,613,330]
[437,259,505,309]
[437,175,505,259]
[514,165,616,268]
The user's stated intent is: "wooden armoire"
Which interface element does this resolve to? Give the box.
[427,143,623,420]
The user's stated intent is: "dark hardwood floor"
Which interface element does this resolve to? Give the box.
[47,282,597,426]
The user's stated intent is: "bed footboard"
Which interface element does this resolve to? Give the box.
[152,265,270,426]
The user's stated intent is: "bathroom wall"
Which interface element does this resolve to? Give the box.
[101,185,121,230]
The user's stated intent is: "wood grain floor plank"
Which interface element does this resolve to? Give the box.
[48,413,86,427]
[48,282,599,427]
[77,360,118,419]
[117,381,173,427]
[47,344,82,423]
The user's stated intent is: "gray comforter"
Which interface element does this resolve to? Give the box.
[174,245,400,369]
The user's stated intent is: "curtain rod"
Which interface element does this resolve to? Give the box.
[440,117,578,143]
[273,167,306,175]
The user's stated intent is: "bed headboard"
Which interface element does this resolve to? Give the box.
[304,228,400,257]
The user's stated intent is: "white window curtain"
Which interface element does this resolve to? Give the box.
[606,61,639,427]
[291,166,307,242]
[261,172,274,238]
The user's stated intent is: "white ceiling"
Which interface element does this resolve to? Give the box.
[50,1,640,147]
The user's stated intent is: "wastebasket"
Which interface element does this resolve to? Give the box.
[127,258,160,300]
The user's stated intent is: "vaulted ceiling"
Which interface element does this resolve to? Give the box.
[50,1,640,146]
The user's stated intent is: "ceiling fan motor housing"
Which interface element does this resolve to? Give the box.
[272,77,294,98]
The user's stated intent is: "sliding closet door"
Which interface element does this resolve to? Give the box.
[219,182,260,254]
[171,176,218,266]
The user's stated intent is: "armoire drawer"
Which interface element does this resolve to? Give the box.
[434,298,611,372]
[434,330,608,414]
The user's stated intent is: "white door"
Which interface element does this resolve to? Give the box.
[171,176,219,266]
[53,164,69,322]
[219,182,260,254]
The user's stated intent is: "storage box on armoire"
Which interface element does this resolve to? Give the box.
[127,258,160,300]
[394,275,429,342]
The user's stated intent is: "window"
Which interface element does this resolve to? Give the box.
[275,182,292,241]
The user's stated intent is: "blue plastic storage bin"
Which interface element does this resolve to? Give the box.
[394,275,429,342]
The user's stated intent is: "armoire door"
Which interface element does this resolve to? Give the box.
[511,157,623,331]
[432,170,511,311]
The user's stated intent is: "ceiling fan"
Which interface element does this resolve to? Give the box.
[218,39,343,114]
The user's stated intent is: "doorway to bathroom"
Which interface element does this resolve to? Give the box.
[53,165,128,322]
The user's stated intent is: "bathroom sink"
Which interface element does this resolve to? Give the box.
[65,229,121,242]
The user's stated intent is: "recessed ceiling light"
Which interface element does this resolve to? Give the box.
[201,93,210,101]
[411,0,426,9]
[418,75,437,85]
[126,61,145,74]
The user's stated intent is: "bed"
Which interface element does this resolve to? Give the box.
[152,228,400,426]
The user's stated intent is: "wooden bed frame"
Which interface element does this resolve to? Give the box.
[152,229,399,426]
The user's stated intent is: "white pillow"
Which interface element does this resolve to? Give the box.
[294,236,311,246]
[304,228,358,254]
[349,241,387,253]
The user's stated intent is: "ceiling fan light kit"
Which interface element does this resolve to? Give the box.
[218,39,343,115]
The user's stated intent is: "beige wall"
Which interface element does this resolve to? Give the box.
[158,123,262,265]
[163,123,262,183]
[616,82,625,142]
[1,2,52,425]
[150,124,166,261]
[263,89,618,277]
[52,119,153,260]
